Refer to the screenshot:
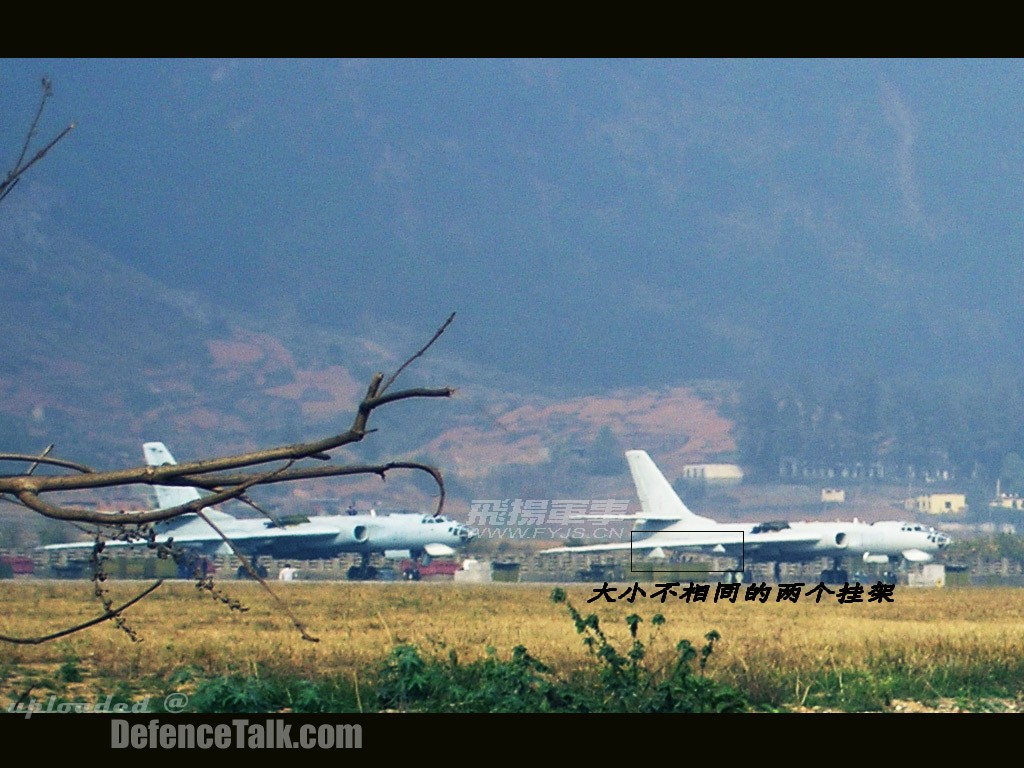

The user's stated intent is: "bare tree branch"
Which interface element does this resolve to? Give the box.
[0,325,456,645]
[0,76,457,647]
[379,311,456,395]
[0,376,454,525]
[147,461,447,515]
[0,76,74,204]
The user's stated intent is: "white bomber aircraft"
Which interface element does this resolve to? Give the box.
[543,450,952,583]
[43,442,476,580]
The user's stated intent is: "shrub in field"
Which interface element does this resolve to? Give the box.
[370,590,747,713]
[58,655,83,684]
[374,643,565,712]
[549,587,747,713]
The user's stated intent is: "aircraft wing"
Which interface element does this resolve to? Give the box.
[543,541,650,554]
[568,514,690,521]
[40,540,123,552]
[743,529,825,552]
[542,528,823,555]
[41,526,343,555]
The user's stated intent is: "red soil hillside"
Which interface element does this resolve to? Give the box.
[424,384,738,483]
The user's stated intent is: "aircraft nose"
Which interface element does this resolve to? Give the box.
[460,526,478,542]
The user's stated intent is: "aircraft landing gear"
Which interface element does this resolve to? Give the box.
[178,554,213,579]
[346,565,379,580]
[236,561,269,580]
[773,562,783,582]
[404,553,428,580]
[819,558,848,584]
[346,555,378,581]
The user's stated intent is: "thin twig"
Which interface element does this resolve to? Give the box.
[181,461,320,642]
[0,121,75,204]
[194,505,320,643]
[0,581,163,645]
[0,452,94,474]
[25,444,55,476]
[379,312,455,395]
[13,77,52,171]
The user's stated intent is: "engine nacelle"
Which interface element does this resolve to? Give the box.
[335,523,369,544]
[832,529,864,551]
[862,553,890,564]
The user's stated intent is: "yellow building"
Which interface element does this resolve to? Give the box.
[681,463,744,485]
[990,494,1024,511]
[904,493,967,515]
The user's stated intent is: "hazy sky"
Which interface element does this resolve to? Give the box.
[5,58,1024,392]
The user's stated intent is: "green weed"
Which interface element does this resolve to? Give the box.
[184,674,359,713]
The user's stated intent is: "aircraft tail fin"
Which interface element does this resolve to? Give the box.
[625,450,718,527]
[143,442,238,531]
[143,442,202,510]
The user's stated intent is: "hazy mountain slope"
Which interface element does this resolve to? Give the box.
[0,190,739,517]
[8,59,1024,393]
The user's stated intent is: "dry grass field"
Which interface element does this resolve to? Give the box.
[2,580,1024,712]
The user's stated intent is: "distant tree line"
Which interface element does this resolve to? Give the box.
[736,373,1024,493]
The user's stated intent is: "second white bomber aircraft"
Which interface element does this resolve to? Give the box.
[543,450,952,583]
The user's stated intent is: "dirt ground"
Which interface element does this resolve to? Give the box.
[788,697,1024,713]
